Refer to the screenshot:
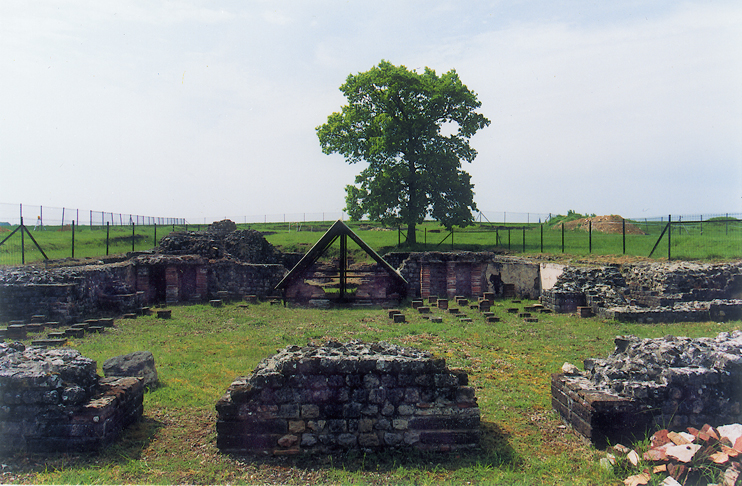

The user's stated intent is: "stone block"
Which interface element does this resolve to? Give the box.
[103,351,158,388]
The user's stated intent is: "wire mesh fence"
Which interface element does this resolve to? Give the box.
[436,212,742,260]
[0,203,185,228]
[1,203,740,265]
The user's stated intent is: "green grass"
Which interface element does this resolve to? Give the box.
[6,301,740,485]
[1,218,740,266]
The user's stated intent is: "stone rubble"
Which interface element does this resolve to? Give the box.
[158,219,280,264]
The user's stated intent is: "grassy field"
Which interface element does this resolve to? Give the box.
[4,300,740,485]
[2,217,739,266]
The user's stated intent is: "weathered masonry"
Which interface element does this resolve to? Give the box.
[0,343,144,453]
[552,331,742,448]
[0,255,287,324]
[216,341,480,455]
[540,261,742,322]
[2,239,741,324]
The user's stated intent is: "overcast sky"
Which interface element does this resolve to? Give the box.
[1,1,740,224]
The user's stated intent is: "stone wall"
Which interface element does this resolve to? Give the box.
[541,261,742,322]
[0,343,144,453]
[552,331,742,447]
[0,256,287,323]
[216,341,480,455]
[393,252,541,301]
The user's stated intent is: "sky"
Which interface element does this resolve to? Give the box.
[1,1,741,224]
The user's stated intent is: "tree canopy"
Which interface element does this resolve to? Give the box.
[316,60,490,244]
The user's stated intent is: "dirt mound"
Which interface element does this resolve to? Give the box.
[554,215,646,235]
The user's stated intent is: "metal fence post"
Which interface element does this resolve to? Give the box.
[106,222,110,255]
[668,215,672,260]
[20,217,25,264]
[561,223,565,253]
[589,220,592,253]
[132,223,136,252]
[72,221,75,258]
[622,219,626,254]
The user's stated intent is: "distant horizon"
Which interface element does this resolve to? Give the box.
[1,201,739,227]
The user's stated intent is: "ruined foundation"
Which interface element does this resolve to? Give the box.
[0,343,144,453]
[216,341,480,455]
[552,331,742,448]
[541,261,742,322]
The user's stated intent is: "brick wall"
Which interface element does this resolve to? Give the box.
[216,341,480,455]
[0,344,144,453]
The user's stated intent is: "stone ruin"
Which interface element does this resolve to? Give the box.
[0,343,144,453]
[552,331,742,448]
[158,219,284,264]
[541,260,742,322]
[216,341,480,455]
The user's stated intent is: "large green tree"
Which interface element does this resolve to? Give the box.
[317,60,490,244]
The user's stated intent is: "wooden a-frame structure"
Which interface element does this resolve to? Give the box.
[274,220,406,302]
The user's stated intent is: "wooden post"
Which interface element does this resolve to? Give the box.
[340,233,347,300]
[72,221,75,258]
[132,223,136,252]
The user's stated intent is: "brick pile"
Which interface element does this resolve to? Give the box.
[216,340,480,455]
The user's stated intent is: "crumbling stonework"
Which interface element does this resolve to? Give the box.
[541,261,742,322]
[552,331,742,447]
[394,252,540,301]
[0,343,144,453]
[0,255,286,323]
[159,219,281,264]
[216,341,480,455]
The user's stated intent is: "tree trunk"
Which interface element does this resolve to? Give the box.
[406,222,417,245]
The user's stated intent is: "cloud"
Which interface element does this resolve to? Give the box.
[0,1,739,221]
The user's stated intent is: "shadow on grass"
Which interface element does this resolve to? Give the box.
[1,415,164,476]
[229,420,521,475]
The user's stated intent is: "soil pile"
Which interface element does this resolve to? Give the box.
[553,215,646,235]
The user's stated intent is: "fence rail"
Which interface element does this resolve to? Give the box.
[1,203,740,265]
[0,203,185,228]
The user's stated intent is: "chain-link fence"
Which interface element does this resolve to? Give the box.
[1,203,740,264]
[433,212,742,260]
